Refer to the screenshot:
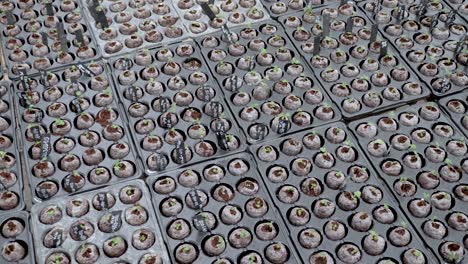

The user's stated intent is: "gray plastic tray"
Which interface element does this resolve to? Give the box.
[173,0,270,37]
[441,0,468,21]
[30,179,170,264]
[108,40,246,176]
[0,211,35,263]
[359,0,468,97]
[81,0,187,58]
[146,152,300,264]
[438,90,468,137]
[349,102,468,264]
[0,0,100,79]
[260,0,339,17]
[197,20,341,144]
[251,121,436,264]
[0,79,25,215]
[280,2,431,120]
[11,61,143,202]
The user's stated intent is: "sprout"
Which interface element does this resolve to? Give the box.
[103,87,112,95]
[54,119,65,126]
[226,134,234,142]
[374,139,385,145]
[448,251,460,262]
[110,237,121,247]
[216,237,225,247]
[240,230,249,238]
[412,249,422,257]
[182,245,191,253]
[369,230,379,241]
[309,181,317,189]
[291,58,301,64]
[353,191,361,199]
[47,208,56,216]
[113,160,123,170]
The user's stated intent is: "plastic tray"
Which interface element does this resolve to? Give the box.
[441,0,468,21]
[11,61,143,202]
[438,89,468,137]
[81,0,187,58]
[0,78,25,215]
[197,20,341,144]
[173,0,270,37]
[349,102,468,263]
[30,179,170,264]
[146,152,300,264]
[260,0,341,17]
[280,2,431,120]
[251,121,436,264]
[0,211,35,263]
[0,0,100,79]
[359,0,468,97]
[108,40,246,176]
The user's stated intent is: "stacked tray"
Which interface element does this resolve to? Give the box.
[81,0,187,58]
[0,78,24,214]
[147,152,300,264]
[198,20,341,143]
[0,0,100,78]
[30,179,170,264]
[173,0,270,37]
[280,2,431,120]
[349,102,468,263]
[359,0,468,97]
[260,0,339,17]
[442,0,468,19]
[439,90,468,137]
[109,40,245,176]
[0,211,34,263]
[252,122,435,264]
[12,61,142,202]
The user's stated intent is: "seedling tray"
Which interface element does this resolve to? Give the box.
[359,0,468,97]
[147,152,300,264]
[81,0,187,58]
[30,179,170,264]
[0,211,34,263]
[0,79,25,215]
[108,40,246,176]
[349,102,468,263]
[12,61,142,202]
[252,121,435,264]
[173,0,270,37]
[280,2,431,119]
[0,0,100,79]
[198,20,341,144]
